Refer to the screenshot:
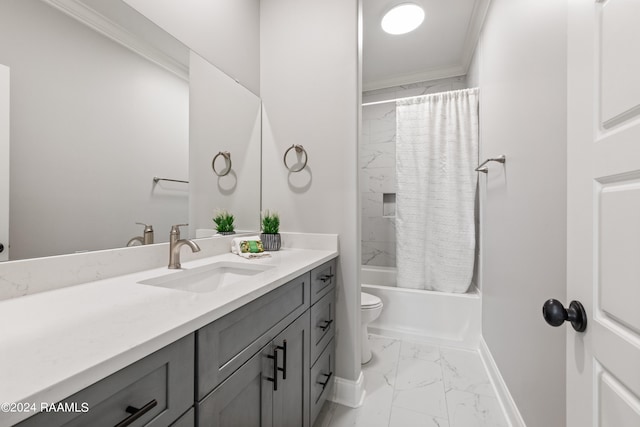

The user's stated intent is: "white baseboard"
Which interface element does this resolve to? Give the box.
[329,371,365,408]
[478,337,527,427]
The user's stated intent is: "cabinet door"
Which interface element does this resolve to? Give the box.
[197,273,310,399]
[197,349,273,427]
[271,312,310,427]
[171,408,195,427]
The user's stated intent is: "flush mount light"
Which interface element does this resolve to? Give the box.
[381,3,425,35]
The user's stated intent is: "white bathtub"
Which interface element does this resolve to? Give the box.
[361,265,481,349]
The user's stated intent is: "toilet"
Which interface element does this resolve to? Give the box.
[361,292,384,364]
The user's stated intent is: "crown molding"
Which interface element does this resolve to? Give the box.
[362,0,492,91]
[460,0,492,72]
[40,0,188,81]
[363,64,467,92]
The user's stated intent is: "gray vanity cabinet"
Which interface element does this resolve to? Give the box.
[310,289,336,364]
[196,273,311,401]
[196,312,310,427]
[195,343,272,426]
[17,334,195,427]
[195,260,339,427]
[308,264,337,427]
[310,338,335,424]
[270,311,310,427]
[15,257,337,427]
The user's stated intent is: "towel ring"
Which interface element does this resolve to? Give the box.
[212,151,232,176]
[283,144,308,172]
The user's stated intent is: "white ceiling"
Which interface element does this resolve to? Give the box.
[363,0,491,91]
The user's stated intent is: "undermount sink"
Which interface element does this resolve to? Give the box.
[138,262,274,293]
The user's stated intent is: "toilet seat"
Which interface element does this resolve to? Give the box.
[361,292,382,309]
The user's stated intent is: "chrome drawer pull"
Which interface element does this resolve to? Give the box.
[317,372,333,390]
[114,399,158,427]
[319,319,333,331]
[267,347,279,391]
[319,274,334,283]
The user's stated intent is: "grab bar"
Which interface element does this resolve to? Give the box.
[475,155,506,173]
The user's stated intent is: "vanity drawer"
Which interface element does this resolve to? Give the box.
[197,272,310,400]
[310,259,337,305]
[310,338,335,427]
[310,289,335,365]
[18,334,195,427]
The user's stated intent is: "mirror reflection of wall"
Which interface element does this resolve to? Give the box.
[0,0,189,260]
[189,52,261,237]
[123,0,260,95]
[0,0,262,261]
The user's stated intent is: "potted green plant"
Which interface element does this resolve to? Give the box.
[260,210,281,251]
[213,209,235,235]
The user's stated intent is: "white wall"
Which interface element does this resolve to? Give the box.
[0,0,189,260]
[123,0,260,95]
[189,51,262,234]
[469,0,567,425]
[260,0,361,385]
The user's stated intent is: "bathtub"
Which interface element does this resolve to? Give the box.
[361,265,481,349]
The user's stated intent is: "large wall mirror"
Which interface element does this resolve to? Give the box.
[0,0,261,261]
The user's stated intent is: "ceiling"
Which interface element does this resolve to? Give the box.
[363,0,491,91]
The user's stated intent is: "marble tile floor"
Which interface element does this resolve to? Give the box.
[315,335,509,427]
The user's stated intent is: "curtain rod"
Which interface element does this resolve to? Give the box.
[362,87,477,107]
[362,94,428,107]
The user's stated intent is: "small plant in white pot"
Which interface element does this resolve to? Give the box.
[213,209,235,235]
[261,210,281,251]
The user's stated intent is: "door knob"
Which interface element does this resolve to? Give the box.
[542,299,587,332]
[0,243,4,253]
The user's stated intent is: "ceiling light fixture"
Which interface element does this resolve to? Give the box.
[381,3,425,35]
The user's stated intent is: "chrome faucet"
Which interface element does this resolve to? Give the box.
[168,224,201,269]
[127,222,154,247]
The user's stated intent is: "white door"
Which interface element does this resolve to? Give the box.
[567,0,640,425]
[0,64,8,262]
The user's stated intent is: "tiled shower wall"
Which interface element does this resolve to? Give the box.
[360,76,468,267]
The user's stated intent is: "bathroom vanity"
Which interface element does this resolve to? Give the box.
[0,241,337,427]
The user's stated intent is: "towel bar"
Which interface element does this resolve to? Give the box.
[153,176,188,184]
[475,155,506,173]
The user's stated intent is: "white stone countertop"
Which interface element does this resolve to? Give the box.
[0,247,337,426]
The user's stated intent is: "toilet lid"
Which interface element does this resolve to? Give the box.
[361,292,382,308]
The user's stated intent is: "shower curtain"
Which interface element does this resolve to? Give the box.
[396,88,479,293]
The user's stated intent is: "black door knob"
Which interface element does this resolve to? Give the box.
[542,299,587,332]
[0,243,4,253]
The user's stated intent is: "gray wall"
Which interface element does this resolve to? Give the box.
[260,0,361,384]
[468,0,567,425]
